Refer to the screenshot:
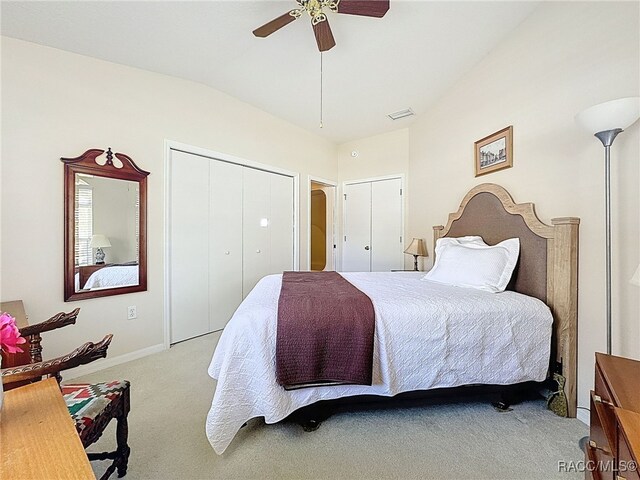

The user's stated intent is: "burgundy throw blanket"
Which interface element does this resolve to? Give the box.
[276,271,376,390]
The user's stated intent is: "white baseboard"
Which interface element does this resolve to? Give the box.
[577,408,590,426]
[64,343,167,380]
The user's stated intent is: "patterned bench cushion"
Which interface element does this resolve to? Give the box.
[62,380,130,436]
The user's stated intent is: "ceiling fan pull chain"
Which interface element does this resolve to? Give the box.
[320,52,324,129]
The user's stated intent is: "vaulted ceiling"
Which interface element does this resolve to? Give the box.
[1,1,539,143]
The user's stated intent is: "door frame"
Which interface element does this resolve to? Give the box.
[341,174,405,272]
[307,175,338,271]
[163,139,300,348]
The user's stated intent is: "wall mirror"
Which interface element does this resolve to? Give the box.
[62,148,149,301]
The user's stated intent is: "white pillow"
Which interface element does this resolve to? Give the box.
[433,236,485,255]
[423,237,520,293]
[430,236,487,279]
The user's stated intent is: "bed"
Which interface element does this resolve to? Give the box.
[81,264,139,290]
[205,183,579,454]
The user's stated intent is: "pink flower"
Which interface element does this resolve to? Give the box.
[0,312,26,354]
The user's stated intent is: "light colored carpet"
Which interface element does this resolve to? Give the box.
[77,333,587,480]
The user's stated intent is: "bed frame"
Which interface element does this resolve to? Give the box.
[433,183,579,417]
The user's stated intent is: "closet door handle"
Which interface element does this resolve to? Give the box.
[224,251,230,255]
[364,246,370,251]
[256,249,261,253]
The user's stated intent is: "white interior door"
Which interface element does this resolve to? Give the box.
[209,160,243,332]
[242,167,270,296]
[170,150,209,343]
[371,178,403,271]
[342,182,372,272]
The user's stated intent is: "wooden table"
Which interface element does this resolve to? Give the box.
[1,378,95,480]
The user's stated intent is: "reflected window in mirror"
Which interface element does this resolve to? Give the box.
[62,148,149,301]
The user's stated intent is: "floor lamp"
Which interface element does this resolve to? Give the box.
[576,97,640,355]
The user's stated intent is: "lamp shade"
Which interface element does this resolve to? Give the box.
[90,234,112,249]
[575,97,640,134]
[631,265,640,287]
[404,238,427,257]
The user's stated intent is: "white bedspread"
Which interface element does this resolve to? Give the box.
[83,265,138,290]
[206,272,553,454]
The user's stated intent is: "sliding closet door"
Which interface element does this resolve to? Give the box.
[242,168,271,296]
[342,182,372,272]
[242,168,294,297]
[170,148,296,343]
[269,172,294,276]
[170,151,210,343]
[371,178,403,271]
[209,161,243,332]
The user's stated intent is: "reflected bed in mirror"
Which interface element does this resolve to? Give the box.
[62,148,149,301]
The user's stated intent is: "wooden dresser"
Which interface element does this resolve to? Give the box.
[587,353,640,480]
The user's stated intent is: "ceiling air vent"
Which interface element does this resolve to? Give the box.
[387,108,415,121]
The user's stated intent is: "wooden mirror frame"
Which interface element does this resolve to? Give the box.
[62,148,150,301]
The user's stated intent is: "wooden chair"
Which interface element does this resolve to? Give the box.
[0,301,80,388]
[1,335,131,480]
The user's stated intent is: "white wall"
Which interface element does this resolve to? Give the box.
[337,128,409,182]
[1,37,336,362]
[88,176,137,264]
[407,2,639,417]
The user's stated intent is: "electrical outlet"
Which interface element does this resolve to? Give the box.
[127,306,137,320]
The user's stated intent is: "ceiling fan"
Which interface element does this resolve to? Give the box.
[253,0,390,52]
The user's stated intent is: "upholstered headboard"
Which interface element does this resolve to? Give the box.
[433,183,579,417]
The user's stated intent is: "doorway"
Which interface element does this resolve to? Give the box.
[309,179,336,271]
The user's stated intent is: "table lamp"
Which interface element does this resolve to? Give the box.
[404,238,427,271]
[90,234,112,265]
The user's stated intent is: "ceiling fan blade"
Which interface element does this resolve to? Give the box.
[313,18,336,52]
[337,0,390,18]
[253,11,299,38]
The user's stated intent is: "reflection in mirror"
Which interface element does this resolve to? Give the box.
[74,174,140,293]
[62,148,149,302]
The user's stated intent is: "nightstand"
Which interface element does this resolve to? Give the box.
[78,264,109,288]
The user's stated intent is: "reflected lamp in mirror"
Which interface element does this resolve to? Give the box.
[631,265,640,287]
[404,238,427,271]
[90,234,111,264]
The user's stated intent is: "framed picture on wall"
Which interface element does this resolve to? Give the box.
[474,125,513,177]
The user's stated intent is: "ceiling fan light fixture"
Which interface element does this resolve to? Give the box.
[253,0,389,51]
[387,108,415,121]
